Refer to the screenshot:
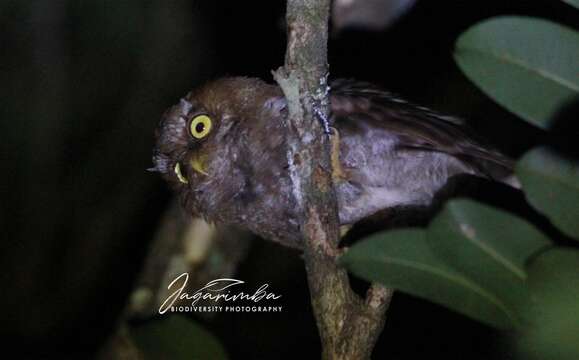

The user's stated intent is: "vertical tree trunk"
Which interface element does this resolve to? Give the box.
[273,1,393,359]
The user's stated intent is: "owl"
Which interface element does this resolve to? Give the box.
[152,77,514,249]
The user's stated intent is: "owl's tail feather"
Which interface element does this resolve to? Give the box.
[461,149,521,189]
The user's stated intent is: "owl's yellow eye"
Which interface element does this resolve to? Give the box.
[189,114,212,139]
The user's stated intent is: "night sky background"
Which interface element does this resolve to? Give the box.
[1,1,577,359]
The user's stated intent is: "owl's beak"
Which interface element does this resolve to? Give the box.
[190,154,209,176]
[174,163,189,184]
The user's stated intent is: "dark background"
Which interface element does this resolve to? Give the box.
[1,1,577,359]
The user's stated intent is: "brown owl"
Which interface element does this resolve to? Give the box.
[152,77,515,249]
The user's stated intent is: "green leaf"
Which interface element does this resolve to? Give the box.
[516,248,579,360]
[131,315,228,360]
[454,16,579,129]
[516,147,579,239]
[561,0,579,10]
[340,229,518,329]
[428,199,551,319]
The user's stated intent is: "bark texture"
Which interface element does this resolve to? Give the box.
[273,1,393,358]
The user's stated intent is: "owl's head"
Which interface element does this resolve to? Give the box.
[151,77,286,220]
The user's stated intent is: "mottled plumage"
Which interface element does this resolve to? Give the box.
[152,77,514,248]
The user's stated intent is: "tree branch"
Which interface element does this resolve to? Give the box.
[273,1,392,358]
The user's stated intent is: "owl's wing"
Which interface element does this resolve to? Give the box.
[329,79,514,179]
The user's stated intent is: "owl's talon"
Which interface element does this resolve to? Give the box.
[330,127,346,181]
